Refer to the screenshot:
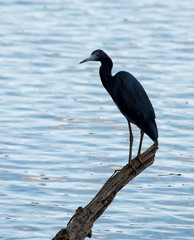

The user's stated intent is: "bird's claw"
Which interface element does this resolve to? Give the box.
[128,160,137,174]
[137,155,145,169]
[110,169,121,178]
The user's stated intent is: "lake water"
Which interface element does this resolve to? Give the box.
[0,0,194,239]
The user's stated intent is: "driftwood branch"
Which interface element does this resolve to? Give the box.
[52,144,158,240]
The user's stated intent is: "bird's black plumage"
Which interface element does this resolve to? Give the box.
[108,71,158,145]
[80,49,158,164]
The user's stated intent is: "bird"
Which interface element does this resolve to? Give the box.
[80,49,158,168]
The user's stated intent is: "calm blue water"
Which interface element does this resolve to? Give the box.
[0,0,194,239]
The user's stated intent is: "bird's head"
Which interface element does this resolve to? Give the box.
[80,49,105,64]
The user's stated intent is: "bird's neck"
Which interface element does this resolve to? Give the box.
[99,56,113,88]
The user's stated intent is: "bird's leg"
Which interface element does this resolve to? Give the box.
[128,121,136,173]
[128,121,133,163]
[138,130,144,156]
[137,130,145,167]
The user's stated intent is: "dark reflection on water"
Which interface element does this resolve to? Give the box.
[0,0,194,239]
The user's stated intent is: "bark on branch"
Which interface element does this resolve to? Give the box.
[52,144,158,240]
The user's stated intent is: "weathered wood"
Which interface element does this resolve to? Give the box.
[52,144,158,240]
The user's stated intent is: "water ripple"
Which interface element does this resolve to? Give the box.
[0,0,194,239]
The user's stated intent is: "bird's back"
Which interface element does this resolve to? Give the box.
[107,71,158,144]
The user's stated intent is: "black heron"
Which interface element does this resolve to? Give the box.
[80,49,158,167]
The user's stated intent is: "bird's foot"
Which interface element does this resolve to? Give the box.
[137,155,145,169]
[128,160,137,174]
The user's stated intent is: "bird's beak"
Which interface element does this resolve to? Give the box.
[79,54,96,64]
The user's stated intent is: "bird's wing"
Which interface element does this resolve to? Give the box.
[111,71,156,126]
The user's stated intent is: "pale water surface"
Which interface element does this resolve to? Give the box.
[0,0,194,239]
